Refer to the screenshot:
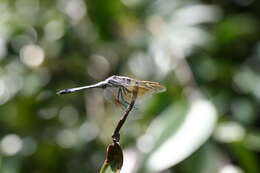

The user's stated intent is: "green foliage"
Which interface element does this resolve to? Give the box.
[0,0,260,173]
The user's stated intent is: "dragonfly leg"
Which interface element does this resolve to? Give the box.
[119,87,132,108]
[122,86,131,94]
[117,88,121,102]
[116,87,128,108]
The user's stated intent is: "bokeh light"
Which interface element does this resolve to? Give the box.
[20,44,45,67]
[214,122,246,143]
[0,0,260,172]
[56,129,78,148]
[220,165,244,173]
[1,134,23,156]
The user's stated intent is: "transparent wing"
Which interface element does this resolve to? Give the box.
[107,76,166,96]
[103,84,164,109]
[103,86,135,109]
[125,81,166,98]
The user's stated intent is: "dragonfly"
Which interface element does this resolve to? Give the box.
[57,75,166,108]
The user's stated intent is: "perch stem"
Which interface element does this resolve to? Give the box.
[112,86,138,143]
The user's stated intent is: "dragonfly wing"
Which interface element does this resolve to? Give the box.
[103,86,134,108]
[124,81,166,99]
[104,76,166,107]
[140,81,166,93]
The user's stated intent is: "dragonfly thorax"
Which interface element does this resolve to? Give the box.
[107,75,135,87]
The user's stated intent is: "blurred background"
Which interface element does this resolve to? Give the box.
[0,0,260,172]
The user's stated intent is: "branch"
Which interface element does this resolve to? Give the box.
[99,86,138,172]
[112,86,138,143]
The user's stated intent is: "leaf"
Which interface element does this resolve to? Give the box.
[143,99,217,172]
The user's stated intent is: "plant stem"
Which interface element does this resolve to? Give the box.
[112,86,138,143]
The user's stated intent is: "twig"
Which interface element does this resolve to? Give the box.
[112,86,138,143]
